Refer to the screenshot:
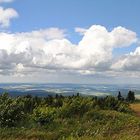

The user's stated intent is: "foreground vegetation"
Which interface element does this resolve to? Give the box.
[0,93,140,140]
[130,103,140,117]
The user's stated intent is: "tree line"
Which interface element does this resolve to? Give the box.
[117,90,135,102]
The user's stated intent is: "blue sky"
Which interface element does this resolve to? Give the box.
[3,0,140,38]
[7,0,140,54]
[0,0,140,83]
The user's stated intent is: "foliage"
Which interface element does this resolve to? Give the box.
[0,93,25,127]
[127,90,135,102]
[33,107,56,125]
[0,93,139,140]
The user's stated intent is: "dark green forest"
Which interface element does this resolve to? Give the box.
[0,92,140,140]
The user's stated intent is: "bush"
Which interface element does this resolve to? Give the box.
[59,97,92,118]
[33,107,56,125]
[0,94,25,127]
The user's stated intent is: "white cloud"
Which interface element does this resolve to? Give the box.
[0,6,18,28]
[21,28,66,40]
[75,27,87,35]
[78,25,136,69]
[0,0,14,3]
[111,46,140,71]
[0,25,137,78]
[110,26,137,48]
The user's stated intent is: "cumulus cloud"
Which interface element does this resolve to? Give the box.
[112,47,140,72]
[78,25,136,69]
[75,27,87,35]
[0,6,18,28]
[0,25,137,77]
[21,28,66,40]
[111,26,137,48]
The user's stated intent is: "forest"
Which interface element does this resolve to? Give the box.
[0,91,140,140]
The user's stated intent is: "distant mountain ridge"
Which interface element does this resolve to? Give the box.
[0,83,140,97]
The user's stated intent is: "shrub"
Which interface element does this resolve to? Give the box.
[33,107,56,125]
[0,94,25,127]
[59,97,92,118]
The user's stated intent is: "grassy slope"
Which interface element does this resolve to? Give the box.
[130,103,140,117]
[0,110,140,140]
[0,94,140,140]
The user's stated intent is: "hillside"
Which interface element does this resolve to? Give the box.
[131,103,140,117]
[0,93,140,140]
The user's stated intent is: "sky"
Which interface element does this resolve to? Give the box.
[0,0,140,84]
